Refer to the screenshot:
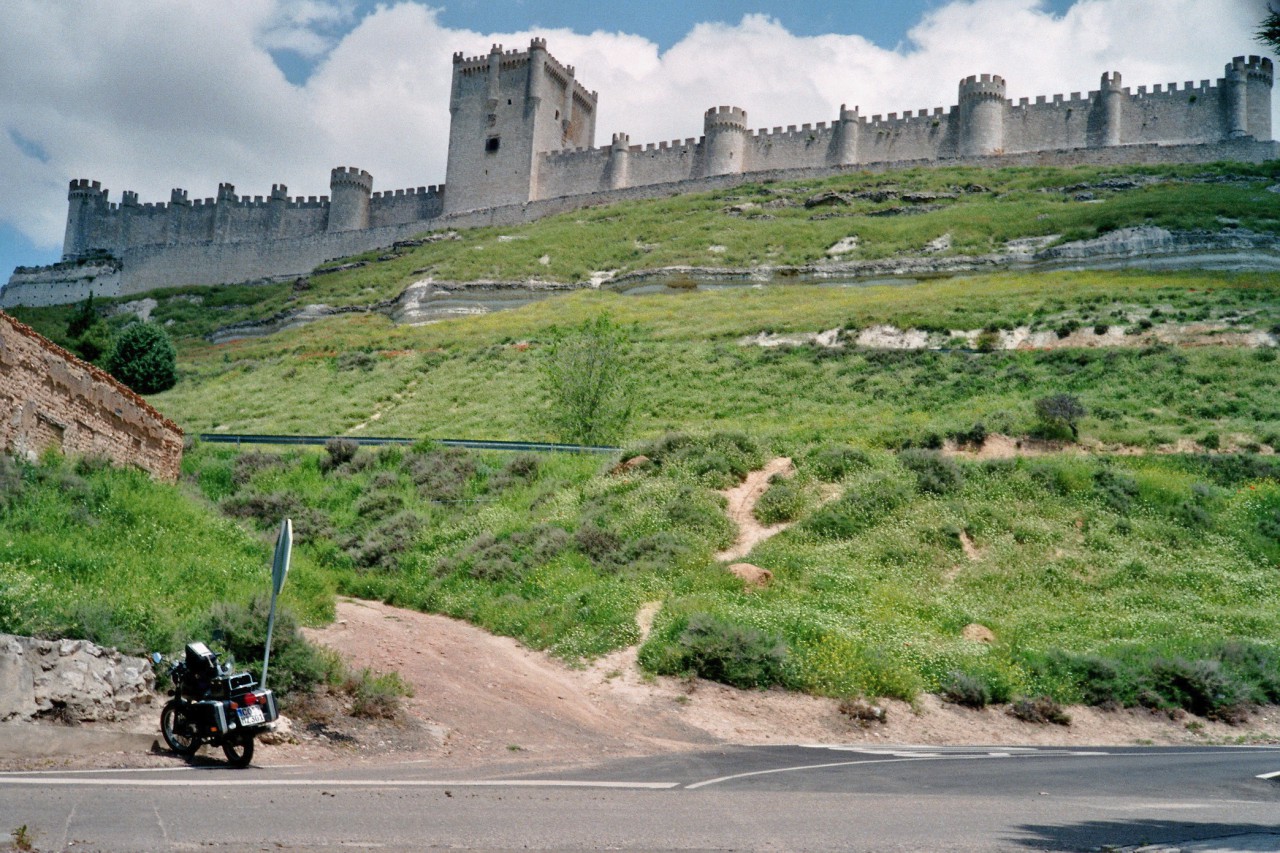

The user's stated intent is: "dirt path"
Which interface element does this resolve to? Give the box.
[715,457,796,562]
[297,598,1280,770]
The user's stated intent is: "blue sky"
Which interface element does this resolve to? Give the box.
[0,0,1268,283]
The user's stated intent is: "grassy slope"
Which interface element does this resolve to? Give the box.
[0,455,335,654]
[6,161,1280,709]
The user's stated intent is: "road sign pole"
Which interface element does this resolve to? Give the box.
[262,518,292,690]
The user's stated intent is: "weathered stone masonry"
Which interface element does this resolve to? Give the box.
[0,311,183,481]
[2,43,1274,308]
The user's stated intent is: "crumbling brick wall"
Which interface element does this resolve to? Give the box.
[0,311,182,482]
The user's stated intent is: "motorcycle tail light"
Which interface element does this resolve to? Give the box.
[243,693,258,705]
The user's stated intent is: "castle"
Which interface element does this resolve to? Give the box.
[2,42,1275,308]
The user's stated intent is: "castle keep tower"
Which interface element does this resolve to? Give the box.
[62,180,108,260]
[1225,55,1275,140]
[835,105,861,166]
[1098,72,1125,147]
[328,167,373,232]
[703,106,748,176]
[444,39,598,214]
[958,74,1006,157]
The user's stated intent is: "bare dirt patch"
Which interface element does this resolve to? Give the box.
[715,457,796,563]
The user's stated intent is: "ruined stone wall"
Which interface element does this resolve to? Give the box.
[0,312,183,481]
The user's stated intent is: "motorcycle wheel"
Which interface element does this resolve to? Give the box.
[222,731,255,768]
[160,701,200,757]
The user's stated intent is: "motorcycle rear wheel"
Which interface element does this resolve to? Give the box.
[222,731,255,768]
[160,701,200,757]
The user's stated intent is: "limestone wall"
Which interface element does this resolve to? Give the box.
[0,312,183,481]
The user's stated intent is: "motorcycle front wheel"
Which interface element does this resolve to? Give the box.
[222,731,255,768]
[160,701,200,757]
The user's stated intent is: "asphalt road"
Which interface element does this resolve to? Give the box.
[2,745,1278,851]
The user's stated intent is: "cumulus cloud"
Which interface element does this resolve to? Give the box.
[0,0,1270,257]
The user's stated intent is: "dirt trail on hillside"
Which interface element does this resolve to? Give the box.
[716,457,796,562]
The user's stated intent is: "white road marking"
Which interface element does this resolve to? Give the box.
[0,777,678,790]
[1257,770,1280,780]
[685,755,976,789]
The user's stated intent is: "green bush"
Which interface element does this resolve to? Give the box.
[650,613,790,689]
[899,449,965,495]
[1008,695,1071,725]
[808,445,873,481]
[804,477,910,539]
[754,476,805,524]
[203,596,333,698]
[941,671,992,708]
[627,432,764,488]
[345,668,414,718]
[104,322,177,394]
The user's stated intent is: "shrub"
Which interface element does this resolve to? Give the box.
[319,439,360,473]
[627,432,764,488]
[1008,696,1071,725]
[345,511,423,570]
[232,451,287,486]
[661,613,790,689]
[537,313,635,445]
[941,670,992,708]
[345,668,414,719]
[104,322,177,394]
[838,698,888,726]
[491,453,540,491]
[754,476,805,524]
[1094,467,1140,514]
[1034,393,1087,440]
[805,477,910,539]
[950,422,987,448]
[808,445,873,481]
[336,351,377,372]
[899,449,965,495]
[407,447,477,501]
[574,521,625,565]
[221,492,332,540]
[203,596,332,698]
[1142,658,1242,719]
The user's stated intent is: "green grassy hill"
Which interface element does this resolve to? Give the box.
[6,161,1280,718]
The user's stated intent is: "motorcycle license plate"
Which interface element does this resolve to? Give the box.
[237,705,265,726]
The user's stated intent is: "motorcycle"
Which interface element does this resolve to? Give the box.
[155,641,279,767]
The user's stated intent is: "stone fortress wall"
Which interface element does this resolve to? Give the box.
[1,42,1274,308]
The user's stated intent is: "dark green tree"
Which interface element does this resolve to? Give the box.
[105,322,178,394]
[66,293,97,339]
[537,313,635,446]
[1258,8,1280,51]
[1035,393,1087,440]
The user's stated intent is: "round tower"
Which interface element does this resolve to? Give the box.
[608,133,631,190]
[328,167,373,233]
[1246,55,1274,141]
[703,106,748,177]
[1099,71,1125,147]
[958,74,1006,157]
[1226,57,1250,138]
[836,104,861,166]
[62,179,107,260]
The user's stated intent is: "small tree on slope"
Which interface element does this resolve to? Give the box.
[105,322,178,395]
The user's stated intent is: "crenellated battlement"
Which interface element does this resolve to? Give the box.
[68,179,106,198]
[22,46,1272,310]
[704,105,748,129]
[960,73,1007,103]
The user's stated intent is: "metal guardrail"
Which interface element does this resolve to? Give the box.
[197,433,621,455]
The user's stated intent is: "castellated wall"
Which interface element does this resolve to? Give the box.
[4,46,1274,308]
[0,311,183,482]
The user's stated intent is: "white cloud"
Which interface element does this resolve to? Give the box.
[1,0,1271,255]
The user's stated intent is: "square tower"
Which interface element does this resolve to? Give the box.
[444,39,598,215]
